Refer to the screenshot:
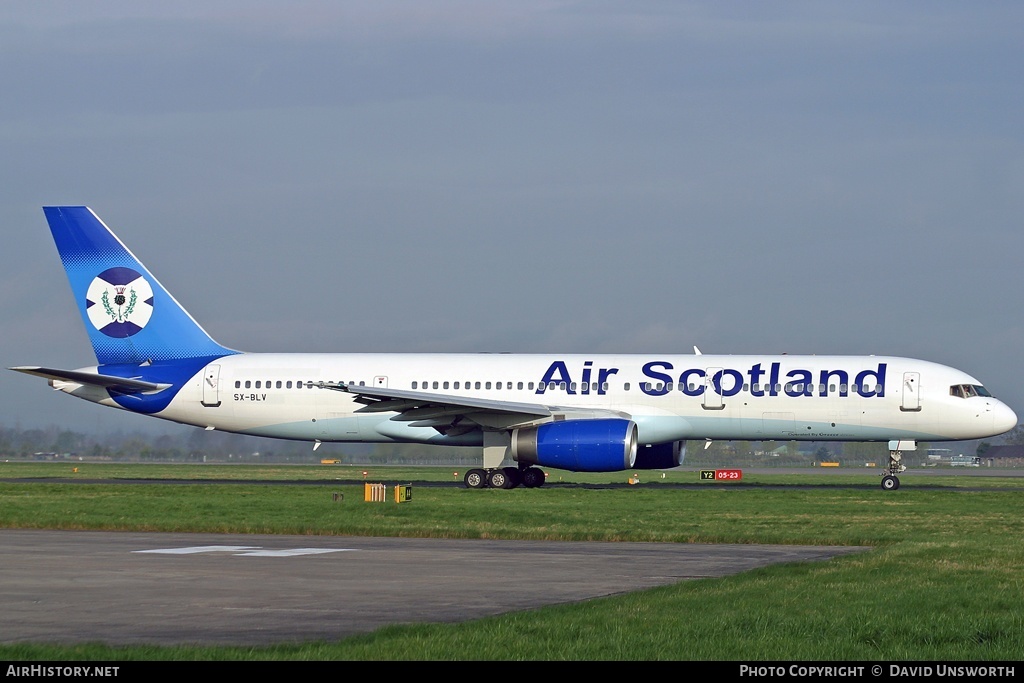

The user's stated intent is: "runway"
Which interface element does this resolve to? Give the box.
[0,529,867,646]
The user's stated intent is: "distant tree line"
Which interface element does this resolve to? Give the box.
[0,424,467,464]
[679,435,1009,468]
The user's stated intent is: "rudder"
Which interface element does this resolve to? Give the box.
[43,206,238,365]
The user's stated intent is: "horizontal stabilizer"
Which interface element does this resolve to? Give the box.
[9,366,170,393]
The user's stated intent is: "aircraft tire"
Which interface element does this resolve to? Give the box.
[486,469,508,489]
[521,467,545,488]
[465,469,487,489]
[881,475,900,491]
[502,467,521,489]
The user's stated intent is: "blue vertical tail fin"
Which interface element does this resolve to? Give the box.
[43,206,238,365]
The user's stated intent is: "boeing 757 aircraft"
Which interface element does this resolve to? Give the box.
[10,207,1018,490]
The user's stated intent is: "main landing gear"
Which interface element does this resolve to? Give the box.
[464,466,546,489]
[881,447,908,491]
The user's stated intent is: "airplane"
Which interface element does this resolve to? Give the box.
[10,206,1019,491]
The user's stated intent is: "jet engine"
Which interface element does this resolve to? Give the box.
[510,418,637,472]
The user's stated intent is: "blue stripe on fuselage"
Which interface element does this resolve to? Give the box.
[102,354,230,413]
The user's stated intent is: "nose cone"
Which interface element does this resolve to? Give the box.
[993,401,1018,435]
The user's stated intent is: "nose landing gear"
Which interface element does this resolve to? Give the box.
[881,447,907,491]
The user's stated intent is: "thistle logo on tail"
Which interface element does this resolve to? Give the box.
[86,267,154,338]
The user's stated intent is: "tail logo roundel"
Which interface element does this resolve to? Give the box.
[85,267,155,338]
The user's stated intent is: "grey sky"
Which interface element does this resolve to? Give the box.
[2,1,1022,437]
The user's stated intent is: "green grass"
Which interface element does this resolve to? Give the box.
[3,460,1020,487]
[1,462,1023,660]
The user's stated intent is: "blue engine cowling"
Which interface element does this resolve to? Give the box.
[510,418,638,472]
[633,441,686,469]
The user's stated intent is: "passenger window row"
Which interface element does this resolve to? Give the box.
[234,380,367,389]
[231,378,897,395]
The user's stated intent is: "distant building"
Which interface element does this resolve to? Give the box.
[980,445,1024,467]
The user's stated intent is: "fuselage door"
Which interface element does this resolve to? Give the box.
[202,364,221,407]
[901,372,921,412]
[702,367,724,410]
[374,375,388,388]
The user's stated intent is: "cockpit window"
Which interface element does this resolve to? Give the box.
[950,384,992,399]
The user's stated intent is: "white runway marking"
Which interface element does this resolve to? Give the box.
[134,545,258,554]
[234,548,353,557]
[133,545,356,557]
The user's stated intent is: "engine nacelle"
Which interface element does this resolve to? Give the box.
[511,418,638,472]
[634,441,686,470]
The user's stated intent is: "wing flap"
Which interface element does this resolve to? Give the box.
[322,382,553,418]
[320,381,629,433]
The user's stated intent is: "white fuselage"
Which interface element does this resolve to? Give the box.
[66,353,1018,446]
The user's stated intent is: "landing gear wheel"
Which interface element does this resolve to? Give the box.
[883,448,907,491]
[464,468,487,489]
[881,474,900,491]
[502,467,522,489]
[521,467,545,488]
[486,469,508,489]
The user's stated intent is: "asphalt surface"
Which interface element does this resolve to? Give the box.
[6,467,1013,646]
[0,529,868,646]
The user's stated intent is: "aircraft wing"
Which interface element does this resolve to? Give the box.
[320,382,625,431]
[9,366,170,393]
